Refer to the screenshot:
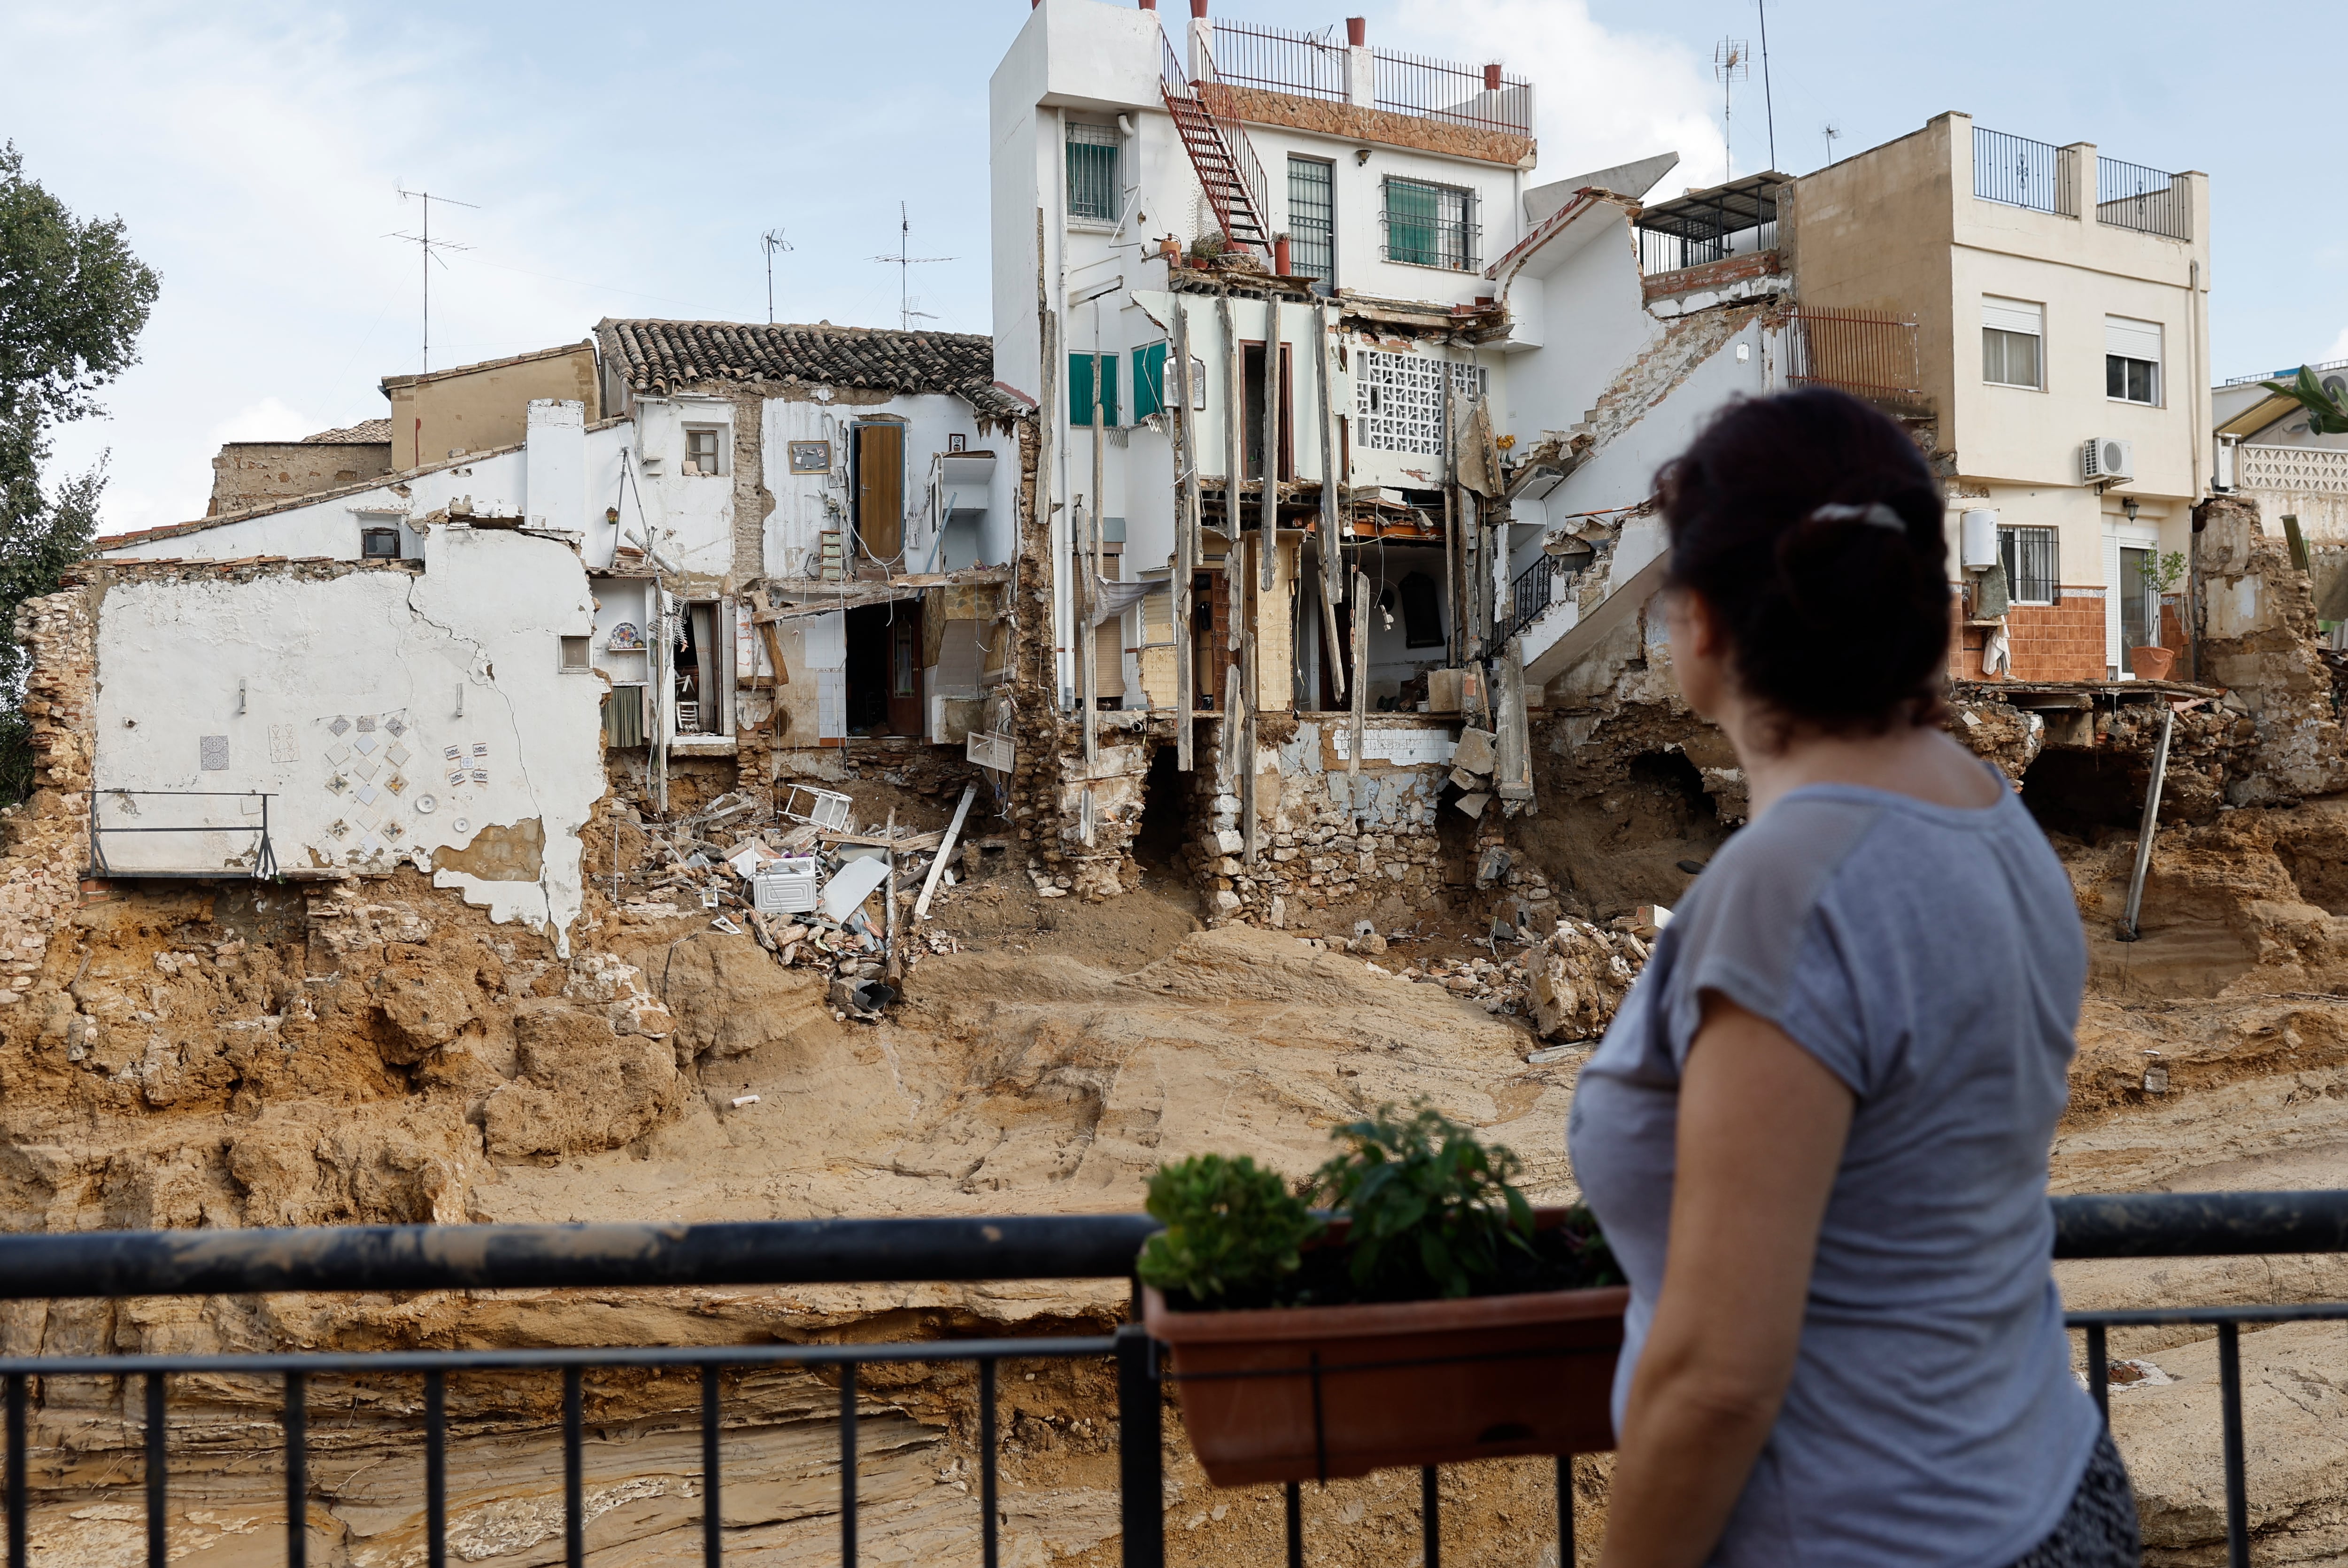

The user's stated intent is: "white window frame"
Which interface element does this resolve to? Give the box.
[682,425,726,478]
[2105,316,2163,407]
[2102,519,2159,676]
[1982,296,2045,390]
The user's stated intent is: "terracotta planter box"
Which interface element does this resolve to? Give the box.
[1142,1221,1627,1486]
[2130,645,2178,681]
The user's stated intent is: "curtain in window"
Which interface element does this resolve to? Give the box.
[1999,526,2059,604]
[1385,178,1444,267]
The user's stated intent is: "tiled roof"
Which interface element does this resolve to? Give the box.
[596,318,1019,417]
[303,418,392,444]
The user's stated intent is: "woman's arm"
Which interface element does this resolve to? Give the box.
[1597,992,1856,1568]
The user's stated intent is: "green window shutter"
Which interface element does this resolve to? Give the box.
[1385,178,1442,267]
[1133,343,1168,420]
[1068,353,1120,426]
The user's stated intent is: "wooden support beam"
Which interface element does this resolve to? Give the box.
[1172,299,1198,771]
[1315,303,1345,704]
[1220,296,1243,660]
[915,784,976,921]
[1261,300,1280,594]
[1240,534,1259,866]
[1350,566,1368,829]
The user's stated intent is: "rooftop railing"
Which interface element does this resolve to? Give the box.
[2097,154,2191,240]
[2,1192,2342,1568]
[1205,18,1348,104]
[1974,125,2078,216]
[1372,46,1532,137]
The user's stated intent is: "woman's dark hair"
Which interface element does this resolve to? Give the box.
[1657,387,1949,736]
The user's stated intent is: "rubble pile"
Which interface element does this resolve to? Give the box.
[610,785,982,1023]
[1369,909,1654,1037]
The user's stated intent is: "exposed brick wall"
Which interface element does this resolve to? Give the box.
[1639,249,1782,304]
[0,588,97,1006]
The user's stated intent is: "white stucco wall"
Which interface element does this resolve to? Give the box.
[91,528,603,949]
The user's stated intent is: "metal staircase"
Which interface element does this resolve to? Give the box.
[1160,30,1271,257]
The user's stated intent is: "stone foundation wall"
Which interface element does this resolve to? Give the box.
[0,588,99,1007]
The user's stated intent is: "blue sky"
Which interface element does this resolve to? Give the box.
[5,0,2339,533]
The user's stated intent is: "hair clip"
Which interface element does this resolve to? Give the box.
[1809,502,1907,533]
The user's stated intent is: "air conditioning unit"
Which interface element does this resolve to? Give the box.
[2081,436,2134,485]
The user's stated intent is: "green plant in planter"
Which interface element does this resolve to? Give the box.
[1137,1153,1322,1308]
[2145,549,2186,600]
[1309,1104,1538,1301]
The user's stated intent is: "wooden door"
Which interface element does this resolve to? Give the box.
[887,599,924,737]
[857,424,905,564]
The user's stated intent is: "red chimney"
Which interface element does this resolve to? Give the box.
[1274,235,1292,276]
[1346,15,1365,44]
[1483,62,1502,91]
[1138,0,1155,8]
[1190,0,1208,15]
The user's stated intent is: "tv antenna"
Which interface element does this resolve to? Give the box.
[760,228,794,325]
[1823,123,1842,165]
[1754,0,1777,171]
[385,188,478,372]
[1714,39,1750,184]
[871,203,953,332]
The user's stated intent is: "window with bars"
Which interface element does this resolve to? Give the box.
[1381,177,1475,270]
[1353,349,1486,454]
[2000,525,2059,606]
[1287,157,1335,284]
[1066,123,1119,223]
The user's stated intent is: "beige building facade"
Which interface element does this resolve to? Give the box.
[1787,112,2212,681]
[381,341,602,472]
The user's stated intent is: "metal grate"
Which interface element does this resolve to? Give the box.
[1785,307,1922,402]
[2000,525,2060,605]
[2096,155,2190,240]
[1380,178,1477,271]
[1972,125,2076,216]
[1371,47,1532,136]
[1203,18,1347,103]
[1286,156,1335,282]
[1354,350,1485,455]
[1066,123,1120,223]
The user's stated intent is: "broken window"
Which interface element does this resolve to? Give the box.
[1066,122,1120,222]
[1131,342,1168,421]
[683,425,725,477]
[360,527,401,560]
[2000,525,2059,606]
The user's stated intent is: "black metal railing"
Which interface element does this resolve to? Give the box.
[3,1194,2346,1568]
[2096,155,2191,240]
[1506,558,1563,644]
[1785,307,1923,403]
[1636,221,1778,277]
[1973,125,2077,216]
[1203,18,1348,103]
[89,789,278,880]
[1371,47,1532,137]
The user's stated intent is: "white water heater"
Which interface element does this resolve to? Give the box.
[1961,509,2000,570]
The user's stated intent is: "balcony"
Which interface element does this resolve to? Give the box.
[1973,125,2192,241]
[1632,173,1790,317]
[0,1194,2338,1567]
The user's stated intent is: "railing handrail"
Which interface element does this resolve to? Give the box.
[3,1192,2347,1301]
[0,1214,1164,1300]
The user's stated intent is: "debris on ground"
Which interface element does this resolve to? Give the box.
[610,787,981,1023]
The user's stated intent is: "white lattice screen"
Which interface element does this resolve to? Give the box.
[1354,350,1488,454]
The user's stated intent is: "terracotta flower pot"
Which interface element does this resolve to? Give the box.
[2130,645,2177,681]
[1143,1214,1627,1487]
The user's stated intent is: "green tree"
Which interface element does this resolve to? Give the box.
[0,141,159,799]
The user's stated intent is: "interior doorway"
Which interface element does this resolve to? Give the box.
[843,600,923,737]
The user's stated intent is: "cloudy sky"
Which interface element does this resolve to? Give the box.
[6,0,2338,533]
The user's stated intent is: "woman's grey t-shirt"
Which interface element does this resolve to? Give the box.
[1568,781,2099,1568]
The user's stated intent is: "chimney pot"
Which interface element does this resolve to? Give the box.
[1138,0,1155,8]
[1483,62,1502,91]
[1346,15,1365,44]
[1274,235,1292,276]
[1190,0,1208,15]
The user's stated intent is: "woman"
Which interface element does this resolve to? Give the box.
[1568,389,2134,1568]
